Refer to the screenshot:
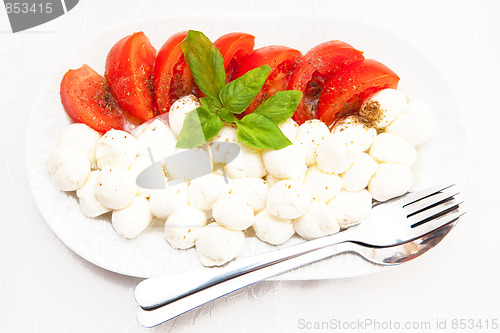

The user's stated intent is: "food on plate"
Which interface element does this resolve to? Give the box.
[48,29,434,267]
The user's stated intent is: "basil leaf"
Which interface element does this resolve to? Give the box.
[219,65,271,114]
[200,96,222,110]
[235,113,292,150]
[181,31,226,101]
[176,106,224,149]
[254,90,303,124]
[218,108,236,122]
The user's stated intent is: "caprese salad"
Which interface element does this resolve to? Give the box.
[48,30,433,267]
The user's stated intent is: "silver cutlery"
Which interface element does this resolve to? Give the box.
[135,183,463,327]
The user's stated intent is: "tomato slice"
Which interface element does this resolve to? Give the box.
[60,65,124,132]
[105,32,156,122]
[288,41,365,124]
[214,32,255,81]
[153,31,200,114]
[236,46,302,115]
[317,59,400,126]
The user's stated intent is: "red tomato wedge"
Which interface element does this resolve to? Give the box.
[105,32,156,122]
[288,41,365,124]
[214,32,255,81]
[236,46,302,115]
[318,59,400,126]
[153,31,199,114]
[60,65,124,132]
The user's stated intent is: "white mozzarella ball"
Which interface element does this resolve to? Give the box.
[210,124,238,143]
[47,146,90,191]
[212,194,254,231]
[262,144,307,180]
[168,95,201,136]
[360,88,407,128]
[187,173,231,210]
[293,202,340,240]
[226,144,266,178]
[164,206,207,249]
[111,196,153,239]
[330,116,377,152]
[341,153,378,192]
[385,100,434,146]
[132,119,177,161]
[95,129,138,169]
[368,163,413,202]
[57,123,101,169]
[76,170,110,217]
[149,182,188,219]
[230,177,269,212]
[195,222,245,266]
[266,179,311,219]
[327,190,372,228]
[278,118,299,141]
[128,156,157,198]
[369,133,416,166]
[316,133,360,174]
[95,166,136,209]
[296,119,330,166]
[253,209,295,245]
[265,173,283,188]
[165,147,213,182]
[303,165,342,202]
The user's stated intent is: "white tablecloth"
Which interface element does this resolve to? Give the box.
[1,1,499,332]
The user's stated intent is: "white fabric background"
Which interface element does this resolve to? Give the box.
[1,1,499,332]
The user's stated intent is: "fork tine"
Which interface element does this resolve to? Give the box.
[405,189,460,216]
[408,197,462,227]
[403,182,455,207]
[411,208,464,236]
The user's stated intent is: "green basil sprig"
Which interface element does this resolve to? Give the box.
[176,30,302,150]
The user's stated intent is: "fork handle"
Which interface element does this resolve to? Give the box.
[136,243,351,327]
[135,230,352,310]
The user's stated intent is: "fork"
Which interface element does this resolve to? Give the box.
[135,183,463,312]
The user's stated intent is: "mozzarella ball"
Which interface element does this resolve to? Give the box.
[368,163,413,202]
[265,173,283,188]
[95,129,138,169]
[278,118,299,141]
[212,194,254,231]
[226,144,266,178]
[327,190,372,228]
[164,206,207,249]
[95,166,136,209]
[76,170,110,217]
[296,119,330,166]
[210,124,238,143]
[303,165,342,202]
[47,146,90,191]
[293,202,340,240]
[230,177,269,212]
[111,196,153,239]
[187,173,231,210]
[341,153,378,192]
[330,116,377,152]
[57,123,101,169]
[165,147,213,182]
[253,209,295,245]
[128,156,157,198]
[369,133,416,166]
[266,179,311,219]
[359,89,407,128]
[132,119,177,161]
[316,133,360,174]
[149,182,188,219]
[168,95,201,136]
[385,100,434,146]
[195,222,245,266]
[262,143,307,180]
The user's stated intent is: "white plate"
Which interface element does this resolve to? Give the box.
[25,17,468,279]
